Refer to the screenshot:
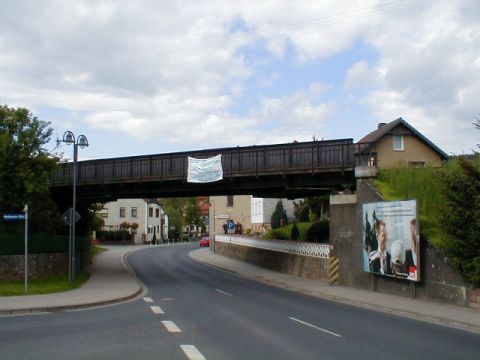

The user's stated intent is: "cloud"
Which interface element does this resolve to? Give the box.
[0,0,479,156]
[347,0,480,153]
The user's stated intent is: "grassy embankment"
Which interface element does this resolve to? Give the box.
[264,222,313,241]
[374,165,451,249]
[0,246,107,296]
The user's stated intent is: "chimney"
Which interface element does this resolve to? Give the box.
[378,123,387,129]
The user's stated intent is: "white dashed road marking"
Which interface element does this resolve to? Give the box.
[162,298,175,301]
[180,345,206,360]
[162,320,182,333]
[143,297,154,303]
[289,317,341,338]
[150,306,164,314]
[216,289,233,297]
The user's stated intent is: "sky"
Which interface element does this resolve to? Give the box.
[1,0,479,161]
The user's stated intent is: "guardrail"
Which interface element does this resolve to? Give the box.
[215,235,331,258]
[50,140,376,187]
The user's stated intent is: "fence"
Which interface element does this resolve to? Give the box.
[215,235,331,258]
[0,233,87,255]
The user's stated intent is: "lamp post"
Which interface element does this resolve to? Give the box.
[61,131,89,284]
[209,199,215,253]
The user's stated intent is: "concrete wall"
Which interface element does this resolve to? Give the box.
[330,177,475,307]
[215,241,330,280]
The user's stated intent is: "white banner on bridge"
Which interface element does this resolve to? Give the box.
[187,155,223,183]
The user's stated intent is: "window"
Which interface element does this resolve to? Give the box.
[393,134,404,151]
[119,207,126,217]
[156,209,160,218]
[131,208,137,218]
[227,195,234,207]
[408,161,425,168]
[149,208,153,217]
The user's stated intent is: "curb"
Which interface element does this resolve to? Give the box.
[0,249,145,316]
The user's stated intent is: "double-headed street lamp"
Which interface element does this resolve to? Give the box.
[61,131,89,284]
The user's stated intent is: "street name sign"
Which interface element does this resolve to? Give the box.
[3,214,26,221]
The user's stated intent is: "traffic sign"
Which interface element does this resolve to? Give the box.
[62,208,81,226]
[227,220,235,234]
[3,214,26,221]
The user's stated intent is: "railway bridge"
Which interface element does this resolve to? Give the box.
[50,138,375,204]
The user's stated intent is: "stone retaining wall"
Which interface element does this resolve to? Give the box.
[0,252,89,281]
[214,241,330,281]
[330,177,476,308]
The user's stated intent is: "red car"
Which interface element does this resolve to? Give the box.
[199,237,210,247]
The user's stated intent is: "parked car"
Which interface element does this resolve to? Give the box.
[199,237,210,247]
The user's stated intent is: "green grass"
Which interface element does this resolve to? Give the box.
[91,245,108,258]
[0,272,90,297]
[264,222,313,241]
[374,165,450,248]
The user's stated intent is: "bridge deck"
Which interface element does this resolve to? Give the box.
[50,139,375,200]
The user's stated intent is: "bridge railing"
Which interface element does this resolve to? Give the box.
[215,235,331,258]
[50,140,376,186]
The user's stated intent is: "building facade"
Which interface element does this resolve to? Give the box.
[209,195,299,236]
[358,118,448,169]
[98,198,169,244]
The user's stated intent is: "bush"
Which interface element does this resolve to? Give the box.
[97,230,131,242]
[437,156,480,286]
[291,223,300,240]
[306,220,329,243]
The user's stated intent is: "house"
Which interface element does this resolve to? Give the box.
[251,197,298,233]
[208,195,299,236]
[98,198,169,244]
[357,118,449,168]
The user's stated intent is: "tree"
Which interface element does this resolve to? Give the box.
[438,156,480,286]
[305,195,330,221]
[271,200,288,229]
[161,198,185,236]
[293,200,310,222]
[161,197,203,237]
[474,115,480,149]
[0,105,60,232]
[184,197,202,229]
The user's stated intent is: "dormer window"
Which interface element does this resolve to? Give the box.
[393,134,404,151]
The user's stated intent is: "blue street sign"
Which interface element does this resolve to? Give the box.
[3,214,26,221]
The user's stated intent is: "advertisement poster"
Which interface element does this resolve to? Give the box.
[362,200,420,282]
[187,155,223,183]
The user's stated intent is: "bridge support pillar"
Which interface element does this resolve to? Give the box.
[329,166,379,287]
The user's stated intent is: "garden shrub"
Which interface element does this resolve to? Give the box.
[306,220,329,243]
[290,223,300,240]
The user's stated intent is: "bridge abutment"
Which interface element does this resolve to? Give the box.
[329,166,474,307]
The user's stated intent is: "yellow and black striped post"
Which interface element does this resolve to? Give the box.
[329,256,340,285]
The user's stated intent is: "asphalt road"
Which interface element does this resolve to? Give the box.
[1,243,479,359]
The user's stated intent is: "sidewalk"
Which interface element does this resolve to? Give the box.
[0,245,145,315]
[190,248,480,334]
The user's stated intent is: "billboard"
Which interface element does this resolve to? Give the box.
[362,200,420,281]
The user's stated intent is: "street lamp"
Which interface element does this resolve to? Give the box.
[61,131,89,284]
